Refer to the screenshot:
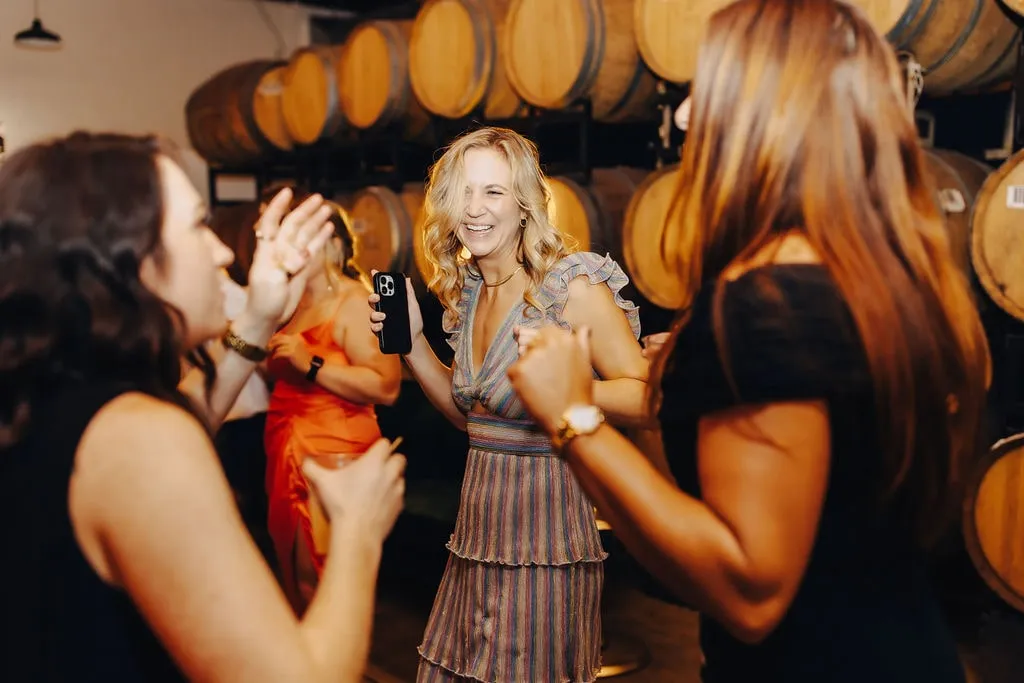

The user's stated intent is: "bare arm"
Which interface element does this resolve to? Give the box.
[402,336,467,431]
[561,277,650,426]
[307,291,402,406]
[179,310,275,431]
[369,278,466,430]
[559,401,830,643]
[70,394,393,682]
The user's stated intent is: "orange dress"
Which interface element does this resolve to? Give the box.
[264,309,382,596]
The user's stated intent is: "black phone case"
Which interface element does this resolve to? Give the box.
[373,271,413,355]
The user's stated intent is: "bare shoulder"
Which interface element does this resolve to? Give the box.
[79,391,210,463]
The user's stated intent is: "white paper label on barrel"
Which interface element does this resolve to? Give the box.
[938,189,965,214]
[1007,186,1024,209]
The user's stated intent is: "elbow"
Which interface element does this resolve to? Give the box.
[378,382,400,407]
[719,595,789,645]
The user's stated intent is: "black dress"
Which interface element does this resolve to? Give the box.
[658,264,966,683]
[0,381,184,682]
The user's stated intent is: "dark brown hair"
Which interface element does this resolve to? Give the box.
[651,0,991,545]
[0,132,213,447]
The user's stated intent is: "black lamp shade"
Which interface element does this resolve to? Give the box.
[14,18,61,48]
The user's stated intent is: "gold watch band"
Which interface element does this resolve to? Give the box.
[221,328,269,362]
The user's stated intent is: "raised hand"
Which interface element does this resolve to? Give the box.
[245,189,334,327]
[302,438,407,542]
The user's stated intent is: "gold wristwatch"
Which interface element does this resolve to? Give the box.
[221,328,269,362]
[551,404,605,453]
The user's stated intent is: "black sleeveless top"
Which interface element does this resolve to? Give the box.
[658,265,965,683]
[0,382,183,682]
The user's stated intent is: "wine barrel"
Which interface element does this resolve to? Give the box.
[504,0,658,122]
[252,65,293,153]
[338,20,431,139]
[885,0,1019,95]
[348,184,425,286]
[622,165,683,310]
[1005,1,1024,19]
[921,149,992,279]
[970,149,1024,322]
[185,61,283,165]
[633,1,1019,95]
[281,46,346,146]
[547,168,649,262]
[963,433,1024,613]
[409,0,525,120]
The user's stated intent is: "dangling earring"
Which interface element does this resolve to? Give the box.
[520,216,528,228]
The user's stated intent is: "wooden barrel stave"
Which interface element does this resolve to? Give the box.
[971,149,1024,322]
[252,65,294,152]
[339,20,431,139]
[281,46,346,146]
[348,184,425,287]
[410,0,526,120]
[888,0,1020,95]
[548,167,648,262]
[963,433,1024,614]
[186,61,282,166]
[622,165,685,310]
[922,149,992,279]
[505,0,657,122]
[634,0,1018,95]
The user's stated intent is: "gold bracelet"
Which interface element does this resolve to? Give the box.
[221,328,269,362]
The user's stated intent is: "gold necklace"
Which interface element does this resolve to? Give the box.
[482,265,523,288]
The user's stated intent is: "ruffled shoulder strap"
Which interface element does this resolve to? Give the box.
[530,251,641,339]
[442,268,481,351]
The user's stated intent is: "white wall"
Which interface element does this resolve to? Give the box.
[0,0,311,198]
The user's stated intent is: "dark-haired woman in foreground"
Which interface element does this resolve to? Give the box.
[0,132,406,682]
[510,1,988,681]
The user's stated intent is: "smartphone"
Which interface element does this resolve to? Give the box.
[373,271,413,355]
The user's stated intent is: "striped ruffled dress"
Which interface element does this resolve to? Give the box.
[416,252,642,683]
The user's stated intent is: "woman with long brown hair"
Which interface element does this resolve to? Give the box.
[509,1,989,681]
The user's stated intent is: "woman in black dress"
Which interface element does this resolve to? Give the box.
[508,1,989,681]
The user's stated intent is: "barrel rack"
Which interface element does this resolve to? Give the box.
[204,90,684,208]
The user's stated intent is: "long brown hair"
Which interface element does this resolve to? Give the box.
[651,0,991,545]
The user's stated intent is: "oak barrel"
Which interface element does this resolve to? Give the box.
[251,65,294,153]
[185,61,284,165]
[963,433,1024,614]
[622,165,684,310]
[970,149,1024,322]
[348,184,425,285]
[281,46,346,146]
[338,20,431,139]
[409,0,525,120]
[1004,1,1024,19]
[633,0,1019,94]
[547,167,650,267]
[504,0,658,122]
[886,0,1020,95]
[921,149,992,279]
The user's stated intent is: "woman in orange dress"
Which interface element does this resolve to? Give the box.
[263,190,402,611]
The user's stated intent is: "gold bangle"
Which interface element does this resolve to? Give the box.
[221,328,269,362]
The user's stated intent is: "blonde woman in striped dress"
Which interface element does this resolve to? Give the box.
[369,127,649,682]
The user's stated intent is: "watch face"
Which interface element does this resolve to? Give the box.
[567,405,602,431]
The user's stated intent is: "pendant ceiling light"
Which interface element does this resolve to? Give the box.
[14,1,62,50]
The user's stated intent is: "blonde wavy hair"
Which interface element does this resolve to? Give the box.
[421,127,573,325]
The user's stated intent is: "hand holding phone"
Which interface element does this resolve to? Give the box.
[370,271,414,355]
